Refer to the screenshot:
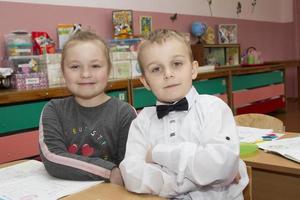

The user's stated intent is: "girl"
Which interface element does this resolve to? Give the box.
[39,31,136,185]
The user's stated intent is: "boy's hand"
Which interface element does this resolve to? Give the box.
[232,172,241,184]
[145,146,153,163]
[110,167,124,186]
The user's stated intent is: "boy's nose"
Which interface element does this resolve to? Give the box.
[164,68,174,79]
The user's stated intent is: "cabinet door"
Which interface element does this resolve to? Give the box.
[132,87,156,109]
[108,90,128,102]
[232,70,283,91]
[0,101,48,134]
[193,77,226,95]
[232,70,285,114]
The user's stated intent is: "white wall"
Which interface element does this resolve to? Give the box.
[0,0,293,23]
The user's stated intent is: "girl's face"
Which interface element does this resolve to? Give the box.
[63,41,110,107]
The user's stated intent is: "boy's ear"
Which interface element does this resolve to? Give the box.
[191,61,198,80]
[139,76,151,91]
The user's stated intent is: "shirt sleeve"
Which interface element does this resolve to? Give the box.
[39,101,115,181]
[120,112,197,198]
[151,98,240,186]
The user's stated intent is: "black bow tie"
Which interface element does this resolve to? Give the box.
[156,97,189,119]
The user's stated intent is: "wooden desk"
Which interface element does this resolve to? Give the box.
[242,133,300,200]
[62,183,164,200]
[0,160,164,200]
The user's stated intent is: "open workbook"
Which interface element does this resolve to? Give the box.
[0,160,102,200]
[257,136,300,163]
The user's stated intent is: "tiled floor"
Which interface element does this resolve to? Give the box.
[270,98,300,133]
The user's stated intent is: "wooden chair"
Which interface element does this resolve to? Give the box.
[243,166,253,200]
[234,113,284,133]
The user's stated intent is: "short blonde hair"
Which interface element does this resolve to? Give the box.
[137,29,193,74]
[61,30,112,72]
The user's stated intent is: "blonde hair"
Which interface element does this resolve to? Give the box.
[61,30,112,72]
[137,29,193,74]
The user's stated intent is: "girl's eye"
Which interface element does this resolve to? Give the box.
[69,65,79,70]
[92,64,102,68]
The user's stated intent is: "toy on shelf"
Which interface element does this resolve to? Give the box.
[201,26,216,44]
[112,10,133,39]
[0,68,13,89]
[241,46,263,66]
[191,21,207,44]
[32,31,55,55]
[57,24,81,50]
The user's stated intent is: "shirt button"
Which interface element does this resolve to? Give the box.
[170,119,175,123]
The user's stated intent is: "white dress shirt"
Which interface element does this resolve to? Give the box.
[120,86,248,200]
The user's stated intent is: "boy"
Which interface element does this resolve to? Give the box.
[120,29,248,199]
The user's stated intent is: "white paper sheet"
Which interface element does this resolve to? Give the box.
[237,126,283,143]
[0,160,102,200]
[257,136,300,163]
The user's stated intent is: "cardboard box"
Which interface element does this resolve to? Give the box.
[11,72,48,89]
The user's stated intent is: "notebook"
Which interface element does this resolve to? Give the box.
[0,160,102,200]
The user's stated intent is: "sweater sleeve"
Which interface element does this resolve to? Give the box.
[116,104,137,165]
[39,101,115,181]
[151,99,240,186]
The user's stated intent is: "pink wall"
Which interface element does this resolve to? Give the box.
[0,1,298,97]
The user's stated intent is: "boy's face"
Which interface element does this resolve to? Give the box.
[63,41,110,106]
[139,38,198,103]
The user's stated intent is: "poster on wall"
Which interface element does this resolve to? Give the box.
[139,16,152,37]
[112,10,133,39]
[218,24,237,44]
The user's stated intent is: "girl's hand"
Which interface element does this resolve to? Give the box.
[145,146,153,163]
[232,172,241,184]
[110,167,124,186]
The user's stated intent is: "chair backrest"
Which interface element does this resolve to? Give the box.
[234,113,284,133]
[243,166,252,200]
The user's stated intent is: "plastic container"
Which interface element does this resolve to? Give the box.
[5,32,33,56]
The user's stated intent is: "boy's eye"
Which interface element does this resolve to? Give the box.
[173,61,183,67]
[151,66,161,73]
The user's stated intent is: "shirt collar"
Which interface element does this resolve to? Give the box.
[156,86,197,110]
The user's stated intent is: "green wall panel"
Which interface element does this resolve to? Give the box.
[0,101,48,134]
[233,71,283,91]
[193,78,226,94]
[133,87,156,109]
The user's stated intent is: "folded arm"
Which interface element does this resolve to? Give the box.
[120,116,196,197]
[152,101,240,186]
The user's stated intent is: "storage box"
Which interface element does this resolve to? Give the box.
[131,60,142,77]
[9,56,41,74]
[5,32,33,56]
[113,60,132,79]
[39,54,65,86]
[11,72,48,89]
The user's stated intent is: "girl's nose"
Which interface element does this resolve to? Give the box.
[80,67,92,78]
